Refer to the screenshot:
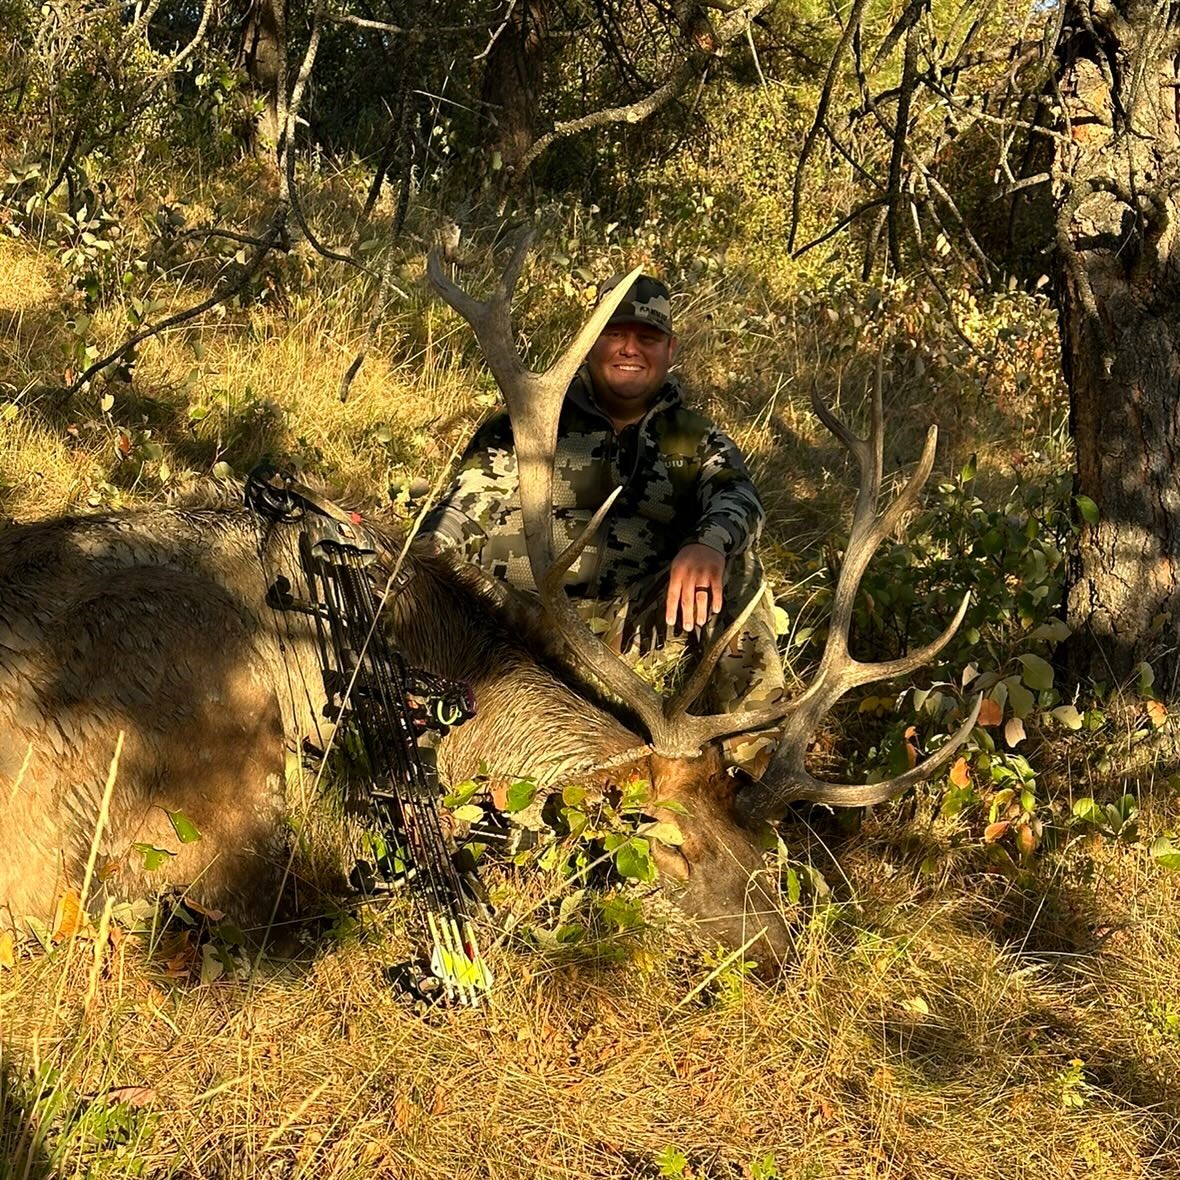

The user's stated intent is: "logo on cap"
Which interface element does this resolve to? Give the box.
[597,273,674,336]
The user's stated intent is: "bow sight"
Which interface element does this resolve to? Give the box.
[245,464,491,1006]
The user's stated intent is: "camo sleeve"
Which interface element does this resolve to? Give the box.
[692,425,765,558]
[419,412,518,555]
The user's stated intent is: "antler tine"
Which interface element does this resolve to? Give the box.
[663,581,768,725]
[539,488,670,730]
[739,696,983,817]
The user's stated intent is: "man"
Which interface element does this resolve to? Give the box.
[421,273,782,728]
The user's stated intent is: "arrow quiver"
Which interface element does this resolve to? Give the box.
[245,464,491,1006]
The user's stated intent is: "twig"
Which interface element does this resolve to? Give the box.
[476,0,519,60]
[323,11,480,35]
[885,16,921,271]
[69,209,288,392]
[514,0,773,181]
[338,249,408,403]
[787,0,870,252]
[793,196,889,257]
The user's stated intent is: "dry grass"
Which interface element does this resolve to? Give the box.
[3,818,1179,1178]
[5,183,1177,1180]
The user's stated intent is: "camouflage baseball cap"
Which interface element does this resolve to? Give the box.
[596,273,674,336]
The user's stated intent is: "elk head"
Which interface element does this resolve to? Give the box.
[426,233,980,965]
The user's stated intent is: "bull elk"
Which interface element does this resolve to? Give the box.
[0,236,978,965]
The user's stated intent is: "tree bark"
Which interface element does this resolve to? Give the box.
[1055,2,1180,693]
[240,0,286,153]
[481,0,551,181]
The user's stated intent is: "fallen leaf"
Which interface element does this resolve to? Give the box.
[1147,700,1168,728]
[106,1085,156,1108]
[1004,717,1027,748]
[977,698,1003,728]
[183,898,225,921]
[949,757,971,788]
[901,996,930,1016]
[52,889,84,942]
[393,1094,415,1132]
[0,931,15,969]
[1015,823,1038,857]
[983,821,1011,843]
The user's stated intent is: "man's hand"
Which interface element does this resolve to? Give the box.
[666,542,726,631]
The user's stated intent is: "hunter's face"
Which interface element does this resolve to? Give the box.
[587,322,678,423]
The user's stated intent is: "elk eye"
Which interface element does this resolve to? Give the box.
[649,841,690,882]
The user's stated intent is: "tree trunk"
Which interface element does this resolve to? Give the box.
[481,0,551,182]
[240,0,286,154]
[1055,2,1180,694]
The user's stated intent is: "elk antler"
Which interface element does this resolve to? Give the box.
[427,235,977,785]
[737,370,981,820]
[427,234,786,757]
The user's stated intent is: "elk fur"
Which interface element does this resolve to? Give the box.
[0,505,790,960]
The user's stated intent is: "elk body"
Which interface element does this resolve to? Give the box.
[0,237,978,962]
[0,508,783,953]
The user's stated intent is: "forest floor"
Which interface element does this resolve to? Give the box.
[2,210,1180,1180]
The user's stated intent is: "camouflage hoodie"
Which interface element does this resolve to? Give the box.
[422,368,764,601]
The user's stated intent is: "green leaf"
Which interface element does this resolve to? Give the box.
[451,804,484,825]
[648,798,690,816]
[132,843,175,871]
[1018,653,1054,691]
[959,453,977,484]
[1150,836,1180,871]
[1072,797,1103,825]
[750,1153,781,1180]
[443,778,481,807]
[166,809,201,844]
[1004,677,1035,720]
[619,779,652,812]
[503,778,537,813]
[1074,495,1099,526]
[612,837,657,883]
[597,894,644,930]
[1051,704,1084,731]
[785,867,801,905]
[1030,618,1071,643]
[1138,661,1155,692]
[562,806,588,838]
[638,820,683,846]
[655,1146,689,1178]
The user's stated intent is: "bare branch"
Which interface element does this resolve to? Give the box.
[788,0,870,252]
[69,209,288,394]
[514,0,773,182]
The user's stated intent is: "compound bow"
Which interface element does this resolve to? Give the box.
[246,464,492,1005]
